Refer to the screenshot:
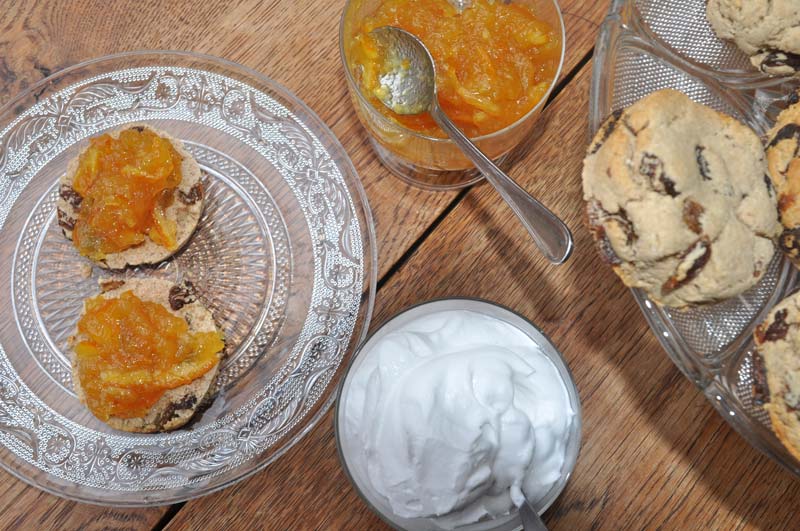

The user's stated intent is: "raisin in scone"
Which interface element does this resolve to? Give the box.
[707,0,800,76]
[58,124,205,270]
[582,89,780,308]
[767,91,800,265]
[754,292,800,462]
[69,278,223,433]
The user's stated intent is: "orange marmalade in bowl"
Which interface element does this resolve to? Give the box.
[74,291,224,421]
[72,128,183,260]
[347,0,562,138]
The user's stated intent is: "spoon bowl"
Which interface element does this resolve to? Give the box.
[369,26,435,115]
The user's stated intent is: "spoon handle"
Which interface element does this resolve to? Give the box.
[430,104,574,264]
[519,500,549,531]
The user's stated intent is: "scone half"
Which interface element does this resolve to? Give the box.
[70,278,222,433]
[57,124,205,270]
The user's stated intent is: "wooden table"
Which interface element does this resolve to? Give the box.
[0,1,797,530]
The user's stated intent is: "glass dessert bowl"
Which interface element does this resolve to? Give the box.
[334,298,582,530]
[339,0,566,190]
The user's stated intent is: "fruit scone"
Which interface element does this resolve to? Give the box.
[582,89,780,308]
[766,91,800,265]
[70,278,224,433]
[58,124,205,269]
[707,0,800,76]
[754,291,800,462]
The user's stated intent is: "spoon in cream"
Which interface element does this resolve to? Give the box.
[520,498,550,531]
[368,26,573,264]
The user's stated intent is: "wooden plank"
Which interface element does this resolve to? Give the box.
[0,0,451,283]
[0,468,163,530]
[0,0,606,282]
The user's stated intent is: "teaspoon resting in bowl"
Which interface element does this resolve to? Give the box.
[520,497,550,531]
[369,26,574,264]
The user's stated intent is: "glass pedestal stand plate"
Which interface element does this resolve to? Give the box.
[0,51,376,505]
[590,0,800,477]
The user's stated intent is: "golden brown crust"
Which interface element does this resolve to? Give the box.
[754,291,800,461]
[767,405,800,463]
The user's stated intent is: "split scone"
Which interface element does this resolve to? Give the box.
[70,278,224,433]
[58,124,204,270]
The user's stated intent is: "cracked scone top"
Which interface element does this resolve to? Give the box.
[707,0,800,76]
[753,291,800,462]
[582,89,780,308]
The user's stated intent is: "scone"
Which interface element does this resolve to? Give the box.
[707,0,800,76]
[70,278,223,433]
[58,124,205,270]
[754,291,800,462]
[766,91,800,266]
[582,89,780,308]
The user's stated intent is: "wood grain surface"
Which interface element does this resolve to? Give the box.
[0,0,795,530]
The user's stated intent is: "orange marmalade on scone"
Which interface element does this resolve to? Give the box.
[347,0,561,137]
[71,128,183,260]
[73,291,224,421]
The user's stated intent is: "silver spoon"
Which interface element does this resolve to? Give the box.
[519,498,549,531]
[369,26,573,264]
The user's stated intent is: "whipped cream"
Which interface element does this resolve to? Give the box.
[342,308,575,528]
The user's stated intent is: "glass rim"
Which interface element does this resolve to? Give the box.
[338,0,567,144]
[333,296,583,530]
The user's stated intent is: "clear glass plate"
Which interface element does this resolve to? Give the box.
[590,0,800,477]
[0,50,376,505]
